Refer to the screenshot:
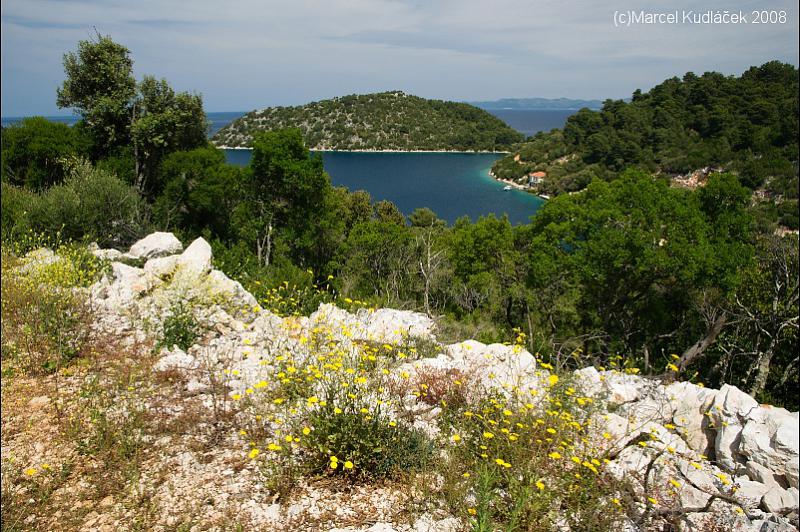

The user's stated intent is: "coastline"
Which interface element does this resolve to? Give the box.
[488,170,550,200]
[217,145,510,154]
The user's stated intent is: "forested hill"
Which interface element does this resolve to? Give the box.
[210,91,524,151]
[492,61,799,228]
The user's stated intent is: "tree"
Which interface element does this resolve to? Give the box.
[449,215,518,318]
[151,147,234,235]
[56,33,136,157]
[234,129,330,267]
[409,207,445,228]
[527,170,750,370]
[411,211,449,315]
[1,117,88,188]
[721,235,798,403]
[131,76,207,195]
[344,189,374,230]
[57,34,207,195]
[343,220,413,302]
[375,200,406,226]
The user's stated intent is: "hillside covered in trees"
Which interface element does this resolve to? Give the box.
[492,62,799,229]
[211,91,524,151]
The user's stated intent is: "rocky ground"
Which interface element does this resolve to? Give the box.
[2,232,798,531]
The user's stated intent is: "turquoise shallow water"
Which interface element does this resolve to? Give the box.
[225,150,543,225]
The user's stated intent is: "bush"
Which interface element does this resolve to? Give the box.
[437,380,627,531]
[157,302,200,351]
[20,158,146,248]
[0,116,89,189]
[302,403,434,479]
[0,182,36,239]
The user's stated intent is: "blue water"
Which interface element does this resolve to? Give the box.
[226,150,542,225]
[488,109,575,138]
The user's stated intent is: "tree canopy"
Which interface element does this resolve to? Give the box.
[492,62,799,229]
[56,33,208,196]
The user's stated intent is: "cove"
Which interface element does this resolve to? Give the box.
[224,150,543,225]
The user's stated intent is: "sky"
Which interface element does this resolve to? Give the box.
[2,0,798,116]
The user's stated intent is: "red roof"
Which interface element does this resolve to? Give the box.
[530,171,547,178]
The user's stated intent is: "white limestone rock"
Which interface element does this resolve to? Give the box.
[128,232,182,259]
[98,262,160,308]
[747,460,786,490]
[154,347,198,371]
[175,237,213,277]
[363,307,436,343]
[739,407,799,489]
[785,456,799,489]
[444,340,538,391]
[205,269,258,310]
[711,384,760,473]
[573,366,603,396]
[591,412,631,455]
[607,446,653,482]
[733,477,771,509]
[91,248,123,261]
[761,486,797,514]
[143,255,180,278]
[308,303,436,344]
[747,515,797,532]
[605,372,651,405]
[664,381,718,453]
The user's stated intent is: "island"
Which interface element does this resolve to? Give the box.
[210,91,524,151]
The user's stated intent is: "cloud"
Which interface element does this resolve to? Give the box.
[2,0,798,116]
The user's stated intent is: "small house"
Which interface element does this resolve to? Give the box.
[528,171,546,186]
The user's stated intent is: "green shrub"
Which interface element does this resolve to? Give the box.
[437,381,627,531]
[157,302,200,351]
[302,402,434,479]
[0,182,36,239]
[18,158,146,248]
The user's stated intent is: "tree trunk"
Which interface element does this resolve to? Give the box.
[132,103,145,194]
[265,217,273,267]
[750,341,776,399]
[678,312,727,371]
[420,259,431,316]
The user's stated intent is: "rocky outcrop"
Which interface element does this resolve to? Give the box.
[126,231,183,260]
[23,232,798,531]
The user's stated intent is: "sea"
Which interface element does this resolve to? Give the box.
[2,109,575,225]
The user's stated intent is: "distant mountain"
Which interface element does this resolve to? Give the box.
[211,91,524,151]
[468,97,604,111]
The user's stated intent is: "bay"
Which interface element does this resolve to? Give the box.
[2,108,572,225]
[225,150,543,225]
